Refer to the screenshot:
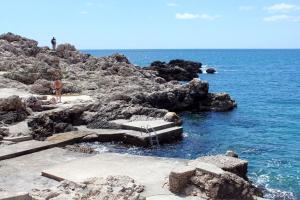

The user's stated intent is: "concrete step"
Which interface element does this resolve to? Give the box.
[0,131,92,161]
[0,140,57,161]
[119,120,176,132]
[0,192,31,200]
[125,126,183,146]
[148,126,183,144]
[3,135,32,143]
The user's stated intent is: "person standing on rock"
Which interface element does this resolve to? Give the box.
[53,77,63,103]
[51,37,56,50]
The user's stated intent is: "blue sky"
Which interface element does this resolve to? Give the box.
[0,0,299,49]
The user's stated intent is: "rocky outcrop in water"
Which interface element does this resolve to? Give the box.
[0,32,237,139]
[145,59,202,81]
[206,67,216,74]
[169,153,263,200]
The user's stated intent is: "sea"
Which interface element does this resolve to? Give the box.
[81,49,300,200]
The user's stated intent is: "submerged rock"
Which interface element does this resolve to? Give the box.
[206,67,216,74]
[226,150,239,158]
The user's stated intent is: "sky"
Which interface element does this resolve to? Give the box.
[0,0,299,49]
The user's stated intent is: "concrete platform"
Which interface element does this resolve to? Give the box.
[0,148,90,194]
[0,140,57,161]
[3,136,32,143]
[78,126,183,146]
[0,192,31,200]
[42,153,188,198]
[46,131,92,143]
[0,131,92,161]
[113,119,176,132]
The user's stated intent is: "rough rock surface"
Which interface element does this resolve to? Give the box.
[190,169,255,200]
[0,32,237,139]
[30,176,145,200]
[0,95,28,124]
[169,155,263,200]
[197,155,248,180]
[145,59,202,81]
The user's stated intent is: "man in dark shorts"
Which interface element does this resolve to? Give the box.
[51,37,56,50]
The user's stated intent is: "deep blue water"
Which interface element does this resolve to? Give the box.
[82,49,300,200]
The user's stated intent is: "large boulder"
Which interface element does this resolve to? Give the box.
[30,79,52,94]
[196,155,248,180]
[28,105,89,140]
[0,32,39,56]
[169,156,263,199]
[0,95,26,111]
[110,53,131,64]
[145,59,202,82]
[55,43,90,64]
[0,95,28,124]
[206,93,237,112]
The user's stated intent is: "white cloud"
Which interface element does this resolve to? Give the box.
[80,10,88,15]
[167,3,178,7]
[239,6,254,11]
[175,13,220,20]
[264,14,300,22]
[266,3,300,13]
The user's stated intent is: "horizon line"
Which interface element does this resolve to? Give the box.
[80,48,300,51]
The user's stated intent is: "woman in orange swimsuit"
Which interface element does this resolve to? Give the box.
[53,79,63,103]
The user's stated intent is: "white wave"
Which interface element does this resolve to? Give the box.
[183,132,189,138]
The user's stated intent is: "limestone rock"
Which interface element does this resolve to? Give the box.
[28,105,89,140]
[169,166,196,193]
[0,95,28,124]
[163,112,182,125]
[26,96,43,112]
[226,150,239,158]
[30,79,52,94]
[30,176,145,200]
[0,95,25,111]
[196,155,248,180]
[190,170,255,200]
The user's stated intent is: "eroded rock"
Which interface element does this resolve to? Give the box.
[30,176,145,200]
[0,95,28,124]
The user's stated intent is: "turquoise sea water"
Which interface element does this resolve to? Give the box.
[82,49,300,199]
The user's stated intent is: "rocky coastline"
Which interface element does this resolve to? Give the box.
[0,33,264,200]
[0,32,236,140]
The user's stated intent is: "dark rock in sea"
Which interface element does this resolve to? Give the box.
[145,59,202,81]
[226,150,239,158]
[206,67,216,74]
